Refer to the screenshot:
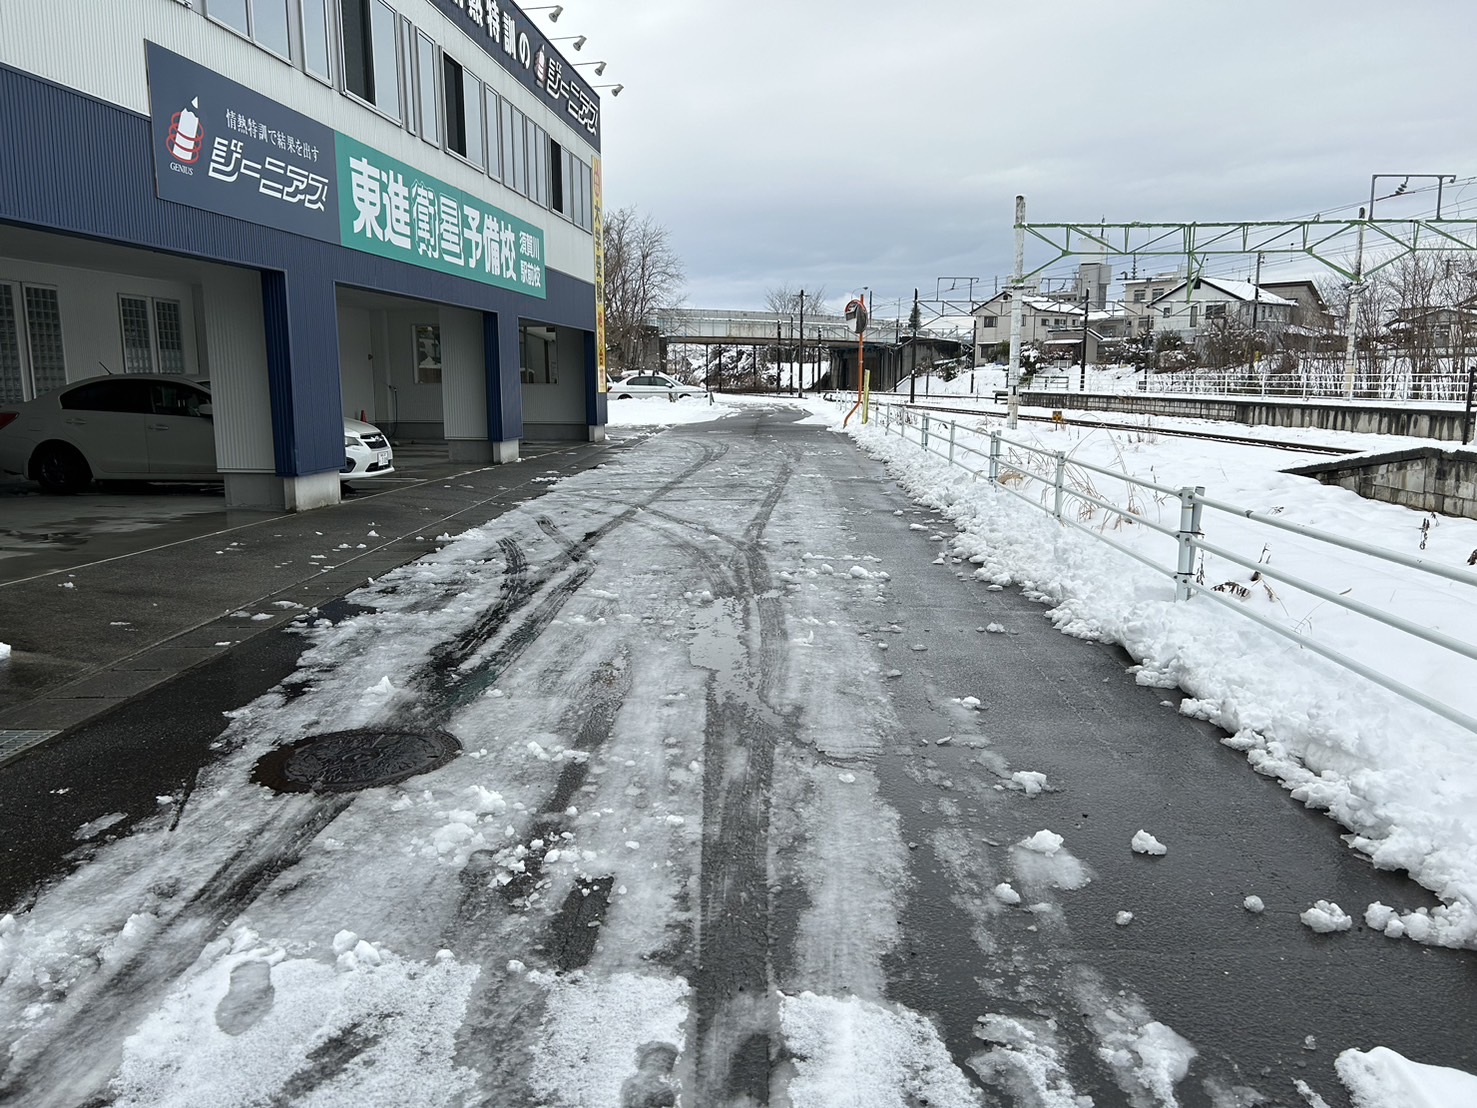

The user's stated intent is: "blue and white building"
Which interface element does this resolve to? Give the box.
[0,0,608,510]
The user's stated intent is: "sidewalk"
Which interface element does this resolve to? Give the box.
[0,439,625,761]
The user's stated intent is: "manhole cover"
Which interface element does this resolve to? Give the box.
[251,728,461,794]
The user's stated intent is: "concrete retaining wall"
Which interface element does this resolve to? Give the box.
[1286,448,1477,520]
[1023,392,1476,442]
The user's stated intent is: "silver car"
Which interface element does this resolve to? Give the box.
[0,374,393,493]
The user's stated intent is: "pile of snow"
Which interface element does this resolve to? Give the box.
[1337,1045,1477,1106]
[1130,830,1167,856]
[780,992,981,1108]
[1300,900,1354,933]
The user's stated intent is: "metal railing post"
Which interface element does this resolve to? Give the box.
[921,413,930,451]
[949,420,957,465]
[1053,452,1066,519]
[989,432,1001,482]
[1174,485,1204,600]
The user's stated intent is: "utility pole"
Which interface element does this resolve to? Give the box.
[797,289,805,395]
[1079,287,1089,391]
[1464,362,1475,445]
[1007,195,1026,429]
[775,320,782,394]
[909,287,919,404]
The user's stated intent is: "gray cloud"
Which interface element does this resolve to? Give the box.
[565,0,1477,311]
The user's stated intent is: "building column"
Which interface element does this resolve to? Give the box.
[441,306,492,463]
[484,309,522,463]
[254,270,342,511]
[584,330,607,442]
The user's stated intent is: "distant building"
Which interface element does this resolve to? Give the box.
[1122,273,1182,336]
[972,291,1084,363]
[1150,277,1295,346]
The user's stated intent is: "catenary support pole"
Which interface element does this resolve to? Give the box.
[1008,196,1026,430]
[1342,208,1367,399]
[1249,251,1263,391]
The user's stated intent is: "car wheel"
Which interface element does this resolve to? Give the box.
[616,393,632,400]
[34,443,92,494]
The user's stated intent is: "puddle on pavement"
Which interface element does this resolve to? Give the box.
[251,727,461,794]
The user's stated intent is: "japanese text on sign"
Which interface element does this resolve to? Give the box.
[338,137,544,296]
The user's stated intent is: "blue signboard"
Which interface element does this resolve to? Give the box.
[146,42,340,244]
[145,43,544,297]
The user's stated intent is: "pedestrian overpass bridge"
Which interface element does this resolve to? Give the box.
[645,308,968,391]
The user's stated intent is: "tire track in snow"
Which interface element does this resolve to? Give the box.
[674,459,797,1105]
[0,441,730,1107]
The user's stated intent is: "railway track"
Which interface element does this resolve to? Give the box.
[877,397,1357,456]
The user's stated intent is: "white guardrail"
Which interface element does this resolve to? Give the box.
[859,398,1477,737]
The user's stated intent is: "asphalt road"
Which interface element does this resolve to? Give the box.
[0,408,1472,1107]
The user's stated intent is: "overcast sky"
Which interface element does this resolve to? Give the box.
[558,0,1476,317]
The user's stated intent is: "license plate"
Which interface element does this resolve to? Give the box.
[376,451,389,465]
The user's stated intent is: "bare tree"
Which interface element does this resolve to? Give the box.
[764,283,829,317]
[604,206,685,371]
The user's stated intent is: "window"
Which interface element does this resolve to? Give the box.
[508,105,527,196]
[150,381,210,418]
[416,32,440,145]
[155,301,186,375]
[1190,305,1199,327]
[580,159,593,229]
[340,0,401,120]
[979,316,997,329]
[520,326,557,384]
[208,0,249,35]
[551,140,565,216]
[484,87,502,180]
[61,379,151,413]
[24,286,66,396]
[560,159,572,224]
[1205,303,1226,320]
[462,68,484,167]
[414,325,441,384]
[207,0,291,58]
[0,286,22,404]
[120,297,153,374]
[529,122,548,207]
[118,297,187,376]
[1133,289,1146,302]
[441,52,482,165]
[500,100,519,193]
[301,0,333,79]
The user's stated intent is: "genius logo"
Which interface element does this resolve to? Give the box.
[167,97,204,165]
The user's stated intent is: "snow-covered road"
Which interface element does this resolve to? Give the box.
[1,403,1473,1107]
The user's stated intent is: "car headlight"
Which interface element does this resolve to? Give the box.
[345,435,359,448]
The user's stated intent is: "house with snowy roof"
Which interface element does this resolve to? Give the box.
[1149,277,1295,347]
[971,290,1085,363]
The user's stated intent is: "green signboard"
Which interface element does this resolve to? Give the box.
[336,134,546,298]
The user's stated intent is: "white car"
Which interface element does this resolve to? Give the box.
[608,372,706,400]
[0,374,393,493]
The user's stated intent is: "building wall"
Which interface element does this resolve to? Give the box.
[0,255,202,380]
[0,0,597,283]
[0,1,605,505]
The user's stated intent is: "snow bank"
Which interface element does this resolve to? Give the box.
[1337,1045,1477,1106]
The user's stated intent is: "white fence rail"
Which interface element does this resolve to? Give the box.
[864,399,1477,736]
